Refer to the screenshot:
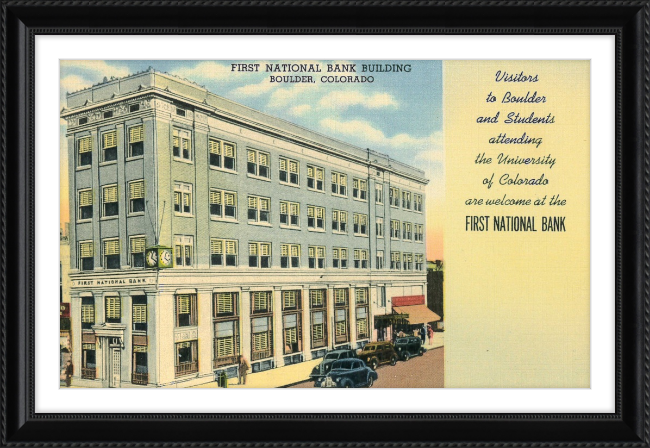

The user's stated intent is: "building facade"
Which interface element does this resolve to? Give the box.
[61,68,429,388]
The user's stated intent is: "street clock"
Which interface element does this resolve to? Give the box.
[145,246,173,269]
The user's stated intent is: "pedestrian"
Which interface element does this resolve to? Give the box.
[427,324,434,344]
[63,359,73,387]
[421,324,427,344]
[238,355,250,385]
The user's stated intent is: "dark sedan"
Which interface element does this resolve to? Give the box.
[314,359,378,388]
[309,349,358,380]
[394,337,425,361]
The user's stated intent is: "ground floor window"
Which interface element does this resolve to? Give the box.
[252,317,273,361]
[175,340,198,377]
[283,313,302,354]
[356,306,369,339]
[132,345,148,385]
[214,320,239,368]
[311,310,327,349]
[335,308,348,344]
[81,343,96,379]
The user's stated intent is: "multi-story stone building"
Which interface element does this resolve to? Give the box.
[61,68,430,388]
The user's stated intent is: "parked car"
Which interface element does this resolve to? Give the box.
[358,341,398,370]
[314,359,378,388]
[394,337,425,361]
[309,349,358,380]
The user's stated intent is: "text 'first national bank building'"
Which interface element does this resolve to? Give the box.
[61,68,430,388]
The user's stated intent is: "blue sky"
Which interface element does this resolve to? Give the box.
[60,60,444,258]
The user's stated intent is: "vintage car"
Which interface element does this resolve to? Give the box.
[358,341,398,370]
[314,359,378,388]
[309,349,358,380]
[394,337,425,361]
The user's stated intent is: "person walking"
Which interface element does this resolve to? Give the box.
[63,360,73,387]
[427,324,434,345]
[420,324,427,344]
[238,355,250,385]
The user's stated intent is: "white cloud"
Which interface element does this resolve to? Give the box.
[171,61,239,84]
[318,91,398,110]
[231,78,277,97]
[267,82,321,108]
[60,60,130,78]
[60,75,92,95]
[289,104,312,116]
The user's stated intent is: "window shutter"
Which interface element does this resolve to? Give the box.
[210,139,222,155]
[289,160,298,173]
[316,207,324,219]
[182,193,190,207]
[103,185,118,203]
[281,244,289,256]
[354,214,359,225]
[130,237,145,254]
[307,206,314,218]
[225,240,237,255]
[130,125,144,143]
[211,239,223,254]
[224,143,235,157]
[259,198,270,211]
[133,304,147,323]
[280,202,288,214]
[279,158,287,171]
[78,136,92,153]
[81,304,94,323]
[336,321,346,336]
[317,247,325,258]
[177,295,190,314]
[253,332,268,351]
[182,137,189,151]
[79,190,93,206]
[283,291,296,309]
[333,248,339,259]
[340,212,347,223]
[103,131,117,149]
[341,248,348,259]
[290,203,298,216]
[357,318,367,336]
[285,327,297,345]
[260,243,270,256]
[291,245,299,257]
[248,196,258,209]
[316,168,324,180]
[332,210,339,221]
[353,179,359,189]
[340,175,347,186]
[310,290,324,306]
[104,239,120,255]
[106,297,121,319]
[210,190,222,205]
[133,345,147,353]
[361,215,367,225]
[247,150,255,163]
[307,166,314,177]
[354,249,360,260]
[217,337,234,357]
[259,152,269,166]
[216,293,233,314]
[249,243,258,255]
[224,192,235,206]
[312,324,323,341]
[331,172,337,183]
[173,133,179,148]
[308,246,315,258]
[129,181,144,200]
[80,241,94,257]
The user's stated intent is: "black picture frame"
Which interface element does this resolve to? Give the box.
[1,1,647,445]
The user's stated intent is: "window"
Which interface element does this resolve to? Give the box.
[279,157,299,185]
[173,183,192,216]
[81,343,96,379]
[129,104,139,113]
[403,222,412,240]
[355,288,368,304]
[102,130,117,162]
[353,213,368,236]
[102,184,118,217]
[209,139,236,170]
[353,178,368,200]
[78,189,93,221]
[281,244,300,268]
[354,249,369,269]
[132,344,148,385]
[81,297,94,330]
[132,296,147,332]
[210,239,238,267]
[128,180,145,214]
[402,191,412,209]
[415,224,424,242]
[331,172,347,196]
[248,196,270,224]
[283,312,302,354]
[77,136,92,167]
[280,201,299,228]
[209,189,237,220]
[176,108,186,117]
[390,187,400,207]
[247,149,270,178]
[307,205,325,230]
[335,308,348,343]
[282,290,301,311]
[333,248,348,269]
[130,236,146,268]
[128,125,144,157]
[311,309,327,349]
[174,235,193,267]
[249,242,271,268]
[175,294,197,327]
[379,286,387,307]
[376,250,384,270]
[414,194,423,212]
[310,289,325,308]
[103,239,120,270]
[376,217,384,238]
[375,183,384,204]
[356,306,369,339]
[104,111,113,119]
[415,254,425,271]
[391,220,401,239]
[307,165,324,191]
[403,253,413,270]
[252,291,272,314]
[79,117,88,125]
[334,288,348,306]
[172,129,192,160]
[79,241,94,271]
[105,296,121,323]
[252,316,273,361]
[175,340,198,377]
[213,292,239,368]
[332,210,347,233]
[391,251,401,270]
[308,246,326,269]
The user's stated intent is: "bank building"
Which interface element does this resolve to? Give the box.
[61,68,433,388]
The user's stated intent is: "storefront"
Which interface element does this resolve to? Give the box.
[391,295,441,340]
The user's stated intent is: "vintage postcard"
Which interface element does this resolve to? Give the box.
[58,59,589,389]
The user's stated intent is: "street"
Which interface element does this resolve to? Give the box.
[289,347,444,388]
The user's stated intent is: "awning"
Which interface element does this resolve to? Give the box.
[374,313,409,325]
[392,305,441,325]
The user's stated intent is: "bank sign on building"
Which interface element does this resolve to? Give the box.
[62,68,428,388]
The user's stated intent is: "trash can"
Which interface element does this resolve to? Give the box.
[217,371,228,388]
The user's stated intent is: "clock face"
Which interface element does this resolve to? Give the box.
[160,249,173,267]
[145,249,158,267]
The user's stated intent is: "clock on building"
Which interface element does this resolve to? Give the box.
[145,246,173,269]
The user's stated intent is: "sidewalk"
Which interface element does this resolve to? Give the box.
[424,331,445,351]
